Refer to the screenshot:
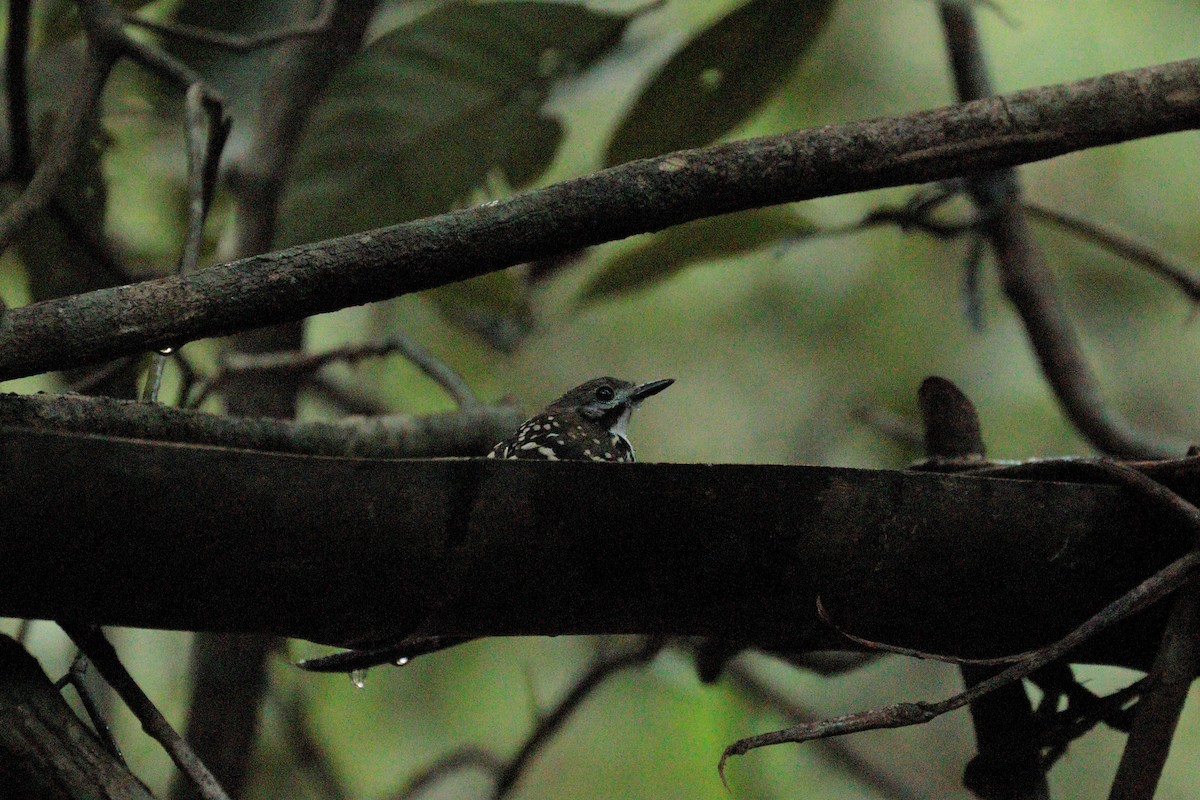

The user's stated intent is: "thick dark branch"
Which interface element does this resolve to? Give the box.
[4,0,33,181]
[1,58,1198,379]
[0,425,1196,665]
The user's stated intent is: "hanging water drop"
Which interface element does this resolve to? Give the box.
[350,668,367,689]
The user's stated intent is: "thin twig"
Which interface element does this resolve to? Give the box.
[58,651,125,763]
[143,83,230,404]
[1023,201,1200,304]
[719,548,1200,784]
[389,746,504,800]
[492,639,664,799]
[816,596,1034,666]
[726,662,926,800]
[193,337,478,409]
[59,624,232,800]
[121,0,335,53]
[720,458,1200,782]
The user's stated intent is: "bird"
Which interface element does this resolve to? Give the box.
[487,376,674,462]
[295,377,675,676]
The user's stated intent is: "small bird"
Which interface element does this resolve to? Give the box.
[488,377,674,462]
[295,377,674,675]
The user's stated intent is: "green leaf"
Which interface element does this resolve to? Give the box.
[279,0,629,247]
[605,0,836,165]
[579,207,815,305]
[163,0,299,122]
[427,271,534,353]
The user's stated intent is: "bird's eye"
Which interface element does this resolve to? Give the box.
[595,385,615,402]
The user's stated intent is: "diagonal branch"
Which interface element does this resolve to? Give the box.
[719,544,1200,784]
[719,458,1200,783]
[492,639,663,798]
[1022,201,1200,303]
[940,2,1170,459]
[60,624,232,800]
[1,57,1199,381]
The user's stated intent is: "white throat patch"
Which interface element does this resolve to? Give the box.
[609,405,632,439]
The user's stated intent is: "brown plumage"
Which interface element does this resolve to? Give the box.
[487,377,673,462]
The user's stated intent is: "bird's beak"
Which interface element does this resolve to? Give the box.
[627,378,674,405]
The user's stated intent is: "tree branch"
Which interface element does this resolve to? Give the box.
[0,46,116,255]
[940,2,1170,459]
[0,391,520,457]
[1022,201,1200,303]
[0,425,1195,661]
[1,57,1198,380]
[492,639,663,798]
[60,624,232,800]
[0,634,154,799]
[1108,581,1200,800]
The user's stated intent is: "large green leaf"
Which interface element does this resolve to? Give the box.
[427,271,534,353]
[579,207,815,306]
[606,0,836,165]
[278,0,629,247]
[163,0,301,123]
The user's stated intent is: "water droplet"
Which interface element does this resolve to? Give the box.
[698,67,723,92]
[157,346,175,356]
[350,669,367,689]
[394,657,409,667]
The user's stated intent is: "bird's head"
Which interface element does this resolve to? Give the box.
[548,376,674,435]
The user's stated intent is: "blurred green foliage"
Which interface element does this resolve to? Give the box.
[4,0,1200,798]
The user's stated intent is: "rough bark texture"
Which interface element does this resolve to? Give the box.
[0,425,1192,670]
[0,635,154,800]
[0,58,1197,380]
[0,391,521,457]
